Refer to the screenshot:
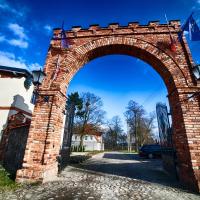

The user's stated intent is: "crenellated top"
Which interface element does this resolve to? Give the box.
[51,20,181,47]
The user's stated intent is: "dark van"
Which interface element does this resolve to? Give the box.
[139,144,161,158]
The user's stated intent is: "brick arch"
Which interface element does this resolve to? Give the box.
[16,21,200,192]
[59,38,199,192]
[62,36,190,92]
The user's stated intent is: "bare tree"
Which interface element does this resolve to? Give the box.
[124,100,145,151]
[104,116,124,150]
[75,92,106,147]
[124,100,155,151]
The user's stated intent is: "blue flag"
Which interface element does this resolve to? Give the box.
[189,16,200,41]
[181,13,200,41]
[181,13,193,32]
[60,22,69,48]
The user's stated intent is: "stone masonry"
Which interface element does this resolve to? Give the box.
[16,20,200,192]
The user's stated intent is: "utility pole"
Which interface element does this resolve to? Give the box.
[134,111,138,152]
[127,123,131,152]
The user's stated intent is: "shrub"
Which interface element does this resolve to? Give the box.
[0,166,20,191]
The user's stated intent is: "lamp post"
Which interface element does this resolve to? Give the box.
[32,69,46,86]
[31,69,46,104]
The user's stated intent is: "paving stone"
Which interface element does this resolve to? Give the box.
[1,153,200,200]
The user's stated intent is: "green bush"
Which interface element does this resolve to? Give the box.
[78,146,81,152]
[74,146,77,152]
[71,146,79,152]
[71,145,85,152]
[0,166,20,191]
[77,145,85,152]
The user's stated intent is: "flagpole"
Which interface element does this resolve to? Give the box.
[55,21,64,80]
[165,14,171,34]
[165,14,174,41]
[49,22,65,87]
[165,14,176,52]
[60,21,64,48]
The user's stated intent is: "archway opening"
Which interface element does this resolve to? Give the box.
[68,54,168,133]
[63,52,179,187]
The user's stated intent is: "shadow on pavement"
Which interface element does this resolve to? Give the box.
[103,152,148,160]
[72,152,184,190]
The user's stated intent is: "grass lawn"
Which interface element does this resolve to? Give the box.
[0,165,20,191]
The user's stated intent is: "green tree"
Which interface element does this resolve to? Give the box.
[60,92,83,163]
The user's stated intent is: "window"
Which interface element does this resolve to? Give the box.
[75,136,78,140]
[90,136,93,140]
[85,136,88,140]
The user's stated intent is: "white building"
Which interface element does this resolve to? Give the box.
[72,133,104,151]
[0,66,104,153]
[0,66,34,139]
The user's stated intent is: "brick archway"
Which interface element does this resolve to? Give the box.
[17,21,200,191]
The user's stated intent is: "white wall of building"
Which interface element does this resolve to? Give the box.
[71,134,104,151]
[0,77,34,137]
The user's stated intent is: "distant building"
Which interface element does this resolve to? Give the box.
[0,66,34,139]
[71,125,104,151]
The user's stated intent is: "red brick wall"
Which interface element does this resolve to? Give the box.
[0,71,25,78]
[16,21,200,191]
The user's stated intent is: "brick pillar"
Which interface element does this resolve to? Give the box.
[169,89,200,191]
[16,90,66,183]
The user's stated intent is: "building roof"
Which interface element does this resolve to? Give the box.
[0,65,32,77]
[74,124,104,136]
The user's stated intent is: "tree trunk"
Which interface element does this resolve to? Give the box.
[79,103,90,149]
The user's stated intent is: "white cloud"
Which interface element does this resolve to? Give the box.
[0,0,24,17]
[29,63,42,71]
[0,35,5,42]
[0,51,15,59]
[0,50,42,72]
[0,33,28,48]
[0,51,27,69]
[44,25,52,34]
[8,39,28,48]
[8,23,27,40]
[6,23,29,48]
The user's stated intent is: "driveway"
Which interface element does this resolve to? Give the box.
[0,151,199,200]
[79,151,178,187]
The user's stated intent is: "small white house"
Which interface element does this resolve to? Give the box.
[72,133,104,151]
[0,66,34,139]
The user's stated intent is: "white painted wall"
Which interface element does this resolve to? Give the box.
[0,77,34,138]
[71,134,104,151]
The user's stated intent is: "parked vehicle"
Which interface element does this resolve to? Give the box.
[139,144,162,158]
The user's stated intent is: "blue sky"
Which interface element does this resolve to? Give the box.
[0,0,200,134]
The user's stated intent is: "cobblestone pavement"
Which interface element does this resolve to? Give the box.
[0,152,200,200]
